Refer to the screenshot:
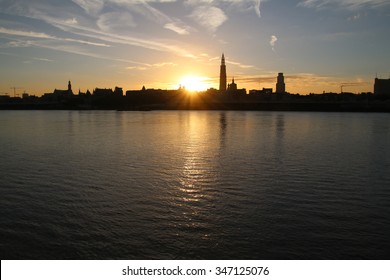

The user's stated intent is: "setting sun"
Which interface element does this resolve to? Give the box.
[179,76,211,92]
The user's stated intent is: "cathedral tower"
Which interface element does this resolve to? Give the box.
[219,53,227,92]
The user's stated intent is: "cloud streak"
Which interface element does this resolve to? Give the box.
[0,26,111,47]
[164,22,191,35]
[270,35,278,52]
[227,59,255,69]
[126,61,177,71]
[52,22,195,57]
[191,0,263,17]
[298,0,390,10]
[0,0,265,64]
[72,0,104,16]
[0,2,198,58]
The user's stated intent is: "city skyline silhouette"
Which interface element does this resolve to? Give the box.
[1,1,390,96]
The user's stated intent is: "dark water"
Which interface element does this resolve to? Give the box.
[1,110,389,259]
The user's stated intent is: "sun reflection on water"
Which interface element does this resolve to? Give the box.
[171,113,221,243]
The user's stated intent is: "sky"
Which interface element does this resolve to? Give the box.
[0,0,389,96]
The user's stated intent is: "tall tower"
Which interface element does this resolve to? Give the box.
[276,73,285,94]
[68,80,72,92]
[219,53,227,92]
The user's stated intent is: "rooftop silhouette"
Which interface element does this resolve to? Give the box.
[1,54,389,112]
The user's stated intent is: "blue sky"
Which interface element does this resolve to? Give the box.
[0,0,389,95]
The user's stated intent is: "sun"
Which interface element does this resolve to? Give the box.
[179,76,210,92]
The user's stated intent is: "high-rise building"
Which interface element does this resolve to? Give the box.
[219,53,227,92]
[276,73,285,94]
[374,78,390,96]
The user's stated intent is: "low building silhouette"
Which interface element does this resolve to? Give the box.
[250,88,273,95]
[41,81,75,104]
[93,88,113,96]
[53,80,73,96]
[93,86,124,97]
[0,95,11,103]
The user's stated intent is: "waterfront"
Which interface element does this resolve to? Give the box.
[1,110,389,259]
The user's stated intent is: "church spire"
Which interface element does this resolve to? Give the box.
[219,53,227,92]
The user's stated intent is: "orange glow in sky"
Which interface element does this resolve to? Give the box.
[0,1,389,95]
[179,76,212,92]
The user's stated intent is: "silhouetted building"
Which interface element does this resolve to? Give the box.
[227,78,237,91]
[92,86,123,97]
[250,88,273,95]
[276,73,285,94]
[93,88,114,96]
[78,89,92,96]
[114,87,123,97]
[0,95,11,103]
[374,78,390,96]
[53,80,73,95]
[219,53,227,92]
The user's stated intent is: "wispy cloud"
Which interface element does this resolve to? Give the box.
[126,61,177,71]
[0,4,197,58]
[92,0,195,35]
[16,1,197,55]
[0,27,52,39]
[0,26,110,47]
[6,40,34,48]
[164,22,191,35]
[72,0,104,16]
[152,62,178,67]
[96,12,137,32]
[190,5,227,32]
[298,0,390,10]
[54,22,195,57]
[227,60,255,69]
[225,0,263,17]
[0,24,157,67]
[22,57,54,64]
[186,0,263,17]
[126,66,148,71]
[0,0,263,62]
[254,0,262,17]
[185,0,263,33]
[33,57,53,62]
[65,18,78,25]
[270,35,278,52]
[348,13,364,21]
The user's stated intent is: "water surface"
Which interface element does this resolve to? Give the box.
[0,110,389,259]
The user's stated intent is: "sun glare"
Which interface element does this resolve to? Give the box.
[179,76,210,92]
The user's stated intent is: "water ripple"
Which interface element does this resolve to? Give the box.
[1,111,389,259]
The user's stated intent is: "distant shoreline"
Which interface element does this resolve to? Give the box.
[1,101,390,112]
[2,89,390,112]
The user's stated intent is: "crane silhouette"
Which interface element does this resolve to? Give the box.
[10,86,23,97]
[340,84,357,94]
